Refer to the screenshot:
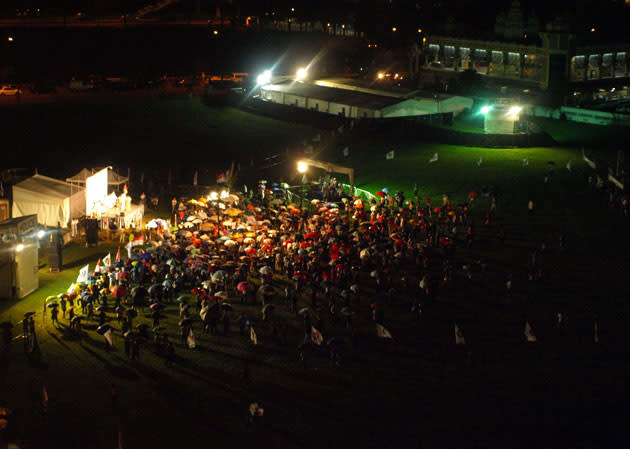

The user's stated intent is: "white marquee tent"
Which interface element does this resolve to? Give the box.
[66,168,129,187]
[12,174,85,227]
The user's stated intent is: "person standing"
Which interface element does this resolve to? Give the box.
[51,307,59,325]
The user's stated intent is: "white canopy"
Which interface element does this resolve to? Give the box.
[66,167,129,186]
[12,174,84,227]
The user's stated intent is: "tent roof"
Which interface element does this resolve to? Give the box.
[14,174,73,199]
[66,168,129,186]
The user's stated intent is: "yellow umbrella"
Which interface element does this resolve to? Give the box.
[225,208,242,217]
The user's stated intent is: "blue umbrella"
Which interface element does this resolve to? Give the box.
[382,187,391,195]
[140,253,151,260]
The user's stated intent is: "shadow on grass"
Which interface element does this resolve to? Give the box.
[64,252,108,270]
[78,336,139,381]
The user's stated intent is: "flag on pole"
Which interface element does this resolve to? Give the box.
[342,146,350,157]
[95,259,101,273]
[76,264,89,284]
[115,247,121,263]
[525,321,537,342]
[376,323,393,339]
[193,170,198,186]
[522,158,529,166]
[566,160,572,171]
[187,330,196,349]
[476,157,483,166]
[311,326,323,345]
[102,253,111,268]
[104,328,113,347]
[250,327,258,345]
[429,152,438,163]
[130,235,144,247]
[125,242,132,259]
[454,323,466,345]
[594,320,599,344]
[67,283,76,294]
[385,150,395,160]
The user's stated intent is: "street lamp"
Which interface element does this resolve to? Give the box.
[256,70,272,86]
[296,67,307,81]
[506,106,521,117]
[297,161,308,209]
[480,105,493,115]
[15,243,24,252]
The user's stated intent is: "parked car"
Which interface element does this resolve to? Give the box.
[0,85,20,95]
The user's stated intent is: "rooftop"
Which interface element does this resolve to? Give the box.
[261,81,404,110]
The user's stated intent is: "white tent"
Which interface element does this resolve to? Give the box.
[66,167,129,187]
[12,175,84,227]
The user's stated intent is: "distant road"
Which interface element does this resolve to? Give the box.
[0,16,227,28]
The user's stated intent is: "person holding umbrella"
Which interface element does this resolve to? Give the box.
[50,305,59,325]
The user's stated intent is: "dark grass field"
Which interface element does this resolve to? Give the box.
[1,97,629,448]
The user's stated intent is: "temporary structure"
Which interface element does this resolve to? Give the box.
[0,215,39,299]
[12,175,84,227]
[66,168,129,187]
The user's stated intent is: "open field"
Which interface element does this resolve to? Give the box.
[1,97,629,448]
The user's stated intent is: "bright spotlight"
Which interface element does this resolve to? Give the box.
[208,191,218,201]
[220,190,229,199]
[257,70,272,86]
[377,72,385,80]
[507,106,521,116]
[15,243,24,252]
[37,230,46,239]
[480,105,493,115]
[296,67,307,81]
[297,161,308,174]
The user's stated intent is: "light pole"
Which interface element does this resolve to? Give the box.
[297,161,308,210]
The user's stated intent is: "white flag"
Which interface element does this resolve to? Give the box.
[476,157,483,166]
[200,306,208,322]
[522,158,529,166]
[454,323,466,345]
[95,259,101,274]
[187,330,196,349]
[566,160,572,171]
[126,242,132,259]
[525,321,537,342]
[76,264,89,284]
[104,328,113,347]
[342,147,350,157]
[193,170,198,186]
[376,323,393,339]
[311,326,323,345]
[429,152,438,163]
[594,320,599,344]
[102,253,111,268]
[67,283,76,294]
[385,150,395,160]
[250,327,258,345]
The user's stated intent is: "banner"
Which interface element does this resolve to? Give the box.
[76,264,89,284]
[104,329,113,347]
[376,323,392,339]
[102,253,111,268]
[311,326,323,345]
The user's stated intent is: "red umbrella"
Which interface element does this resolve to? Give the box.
[237,281,251,292]
[433,207,441,213]
[354,203,364,209]
[246,247,257,255]
[468,191,478,199]
[261,244,273,251]
[292,272,307,280]
[318,206,329,213]
[300,241,311,248]
[375,191,385,197]
[290,208,301,215]
[111,285,127,299]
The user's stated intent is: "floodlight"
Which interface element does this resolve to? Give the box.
[480,105,493,115]
[208,191,218,201]
[37,230,46,239]
[297,161,308,173]
[220,190,229,199]
[15,243,24,252]
[507,106,521,116]
[257,70,272,86]
[296,67,308,81]
[377,72,385,80]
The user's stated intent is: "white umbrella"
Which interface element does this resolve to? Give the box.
[259,266,272,275]
[182,222,194,229]
[360,248,371,260]
[224,239,236,247]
